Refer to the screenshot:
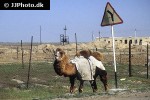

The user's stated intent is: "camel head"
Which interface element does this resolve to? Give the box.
[53,48,76,76]
[54,48,66,61]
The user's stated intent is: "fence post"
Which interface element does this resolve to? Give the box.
[21,40,24,68]
[129,40,132,77]
[96,48,98,51]
[17,47,19,60]
[119,50,122,64]
[27,36,33,88]
[75,33,78,54]
[147,44,149,79]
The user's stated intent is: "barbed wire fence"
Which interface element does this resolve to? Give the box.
[0,43,149,79]
[0,44,149,63]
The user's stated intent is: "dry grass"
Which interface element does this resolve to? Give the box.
[0,62,149,100]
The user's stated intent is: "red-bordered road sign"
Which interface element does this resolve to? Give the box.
[101,2,123,26]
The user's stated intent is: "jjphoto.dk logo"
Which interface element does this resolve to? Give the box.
[0,0,50,10]
[4,2,44,8]
[4,3,9,8]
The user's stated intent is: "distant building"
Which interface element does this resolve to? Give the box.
[95,37,150,48]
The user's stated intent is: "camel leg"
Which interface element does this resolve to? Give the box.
[69,76,76,93]
[75,71,84,93]
[92,67,101,92]
[79,80,84,93]
[99,70,108,91]
[90,80,97,92]
[95,67,108,91]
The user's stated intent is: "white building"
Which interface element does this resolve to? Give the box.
[95,37,150,49]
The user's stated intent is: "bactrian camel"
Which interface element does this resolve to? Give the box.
[53,48,108,93]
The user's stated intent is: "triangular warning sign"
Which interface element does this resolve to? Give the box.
[101,2,123,26]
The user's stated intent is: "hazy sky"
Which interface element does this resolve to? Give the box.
[0,0,150,42]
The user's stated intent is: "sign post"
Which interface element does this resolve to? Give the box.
[101,2,123,88]
[111,25,118,88]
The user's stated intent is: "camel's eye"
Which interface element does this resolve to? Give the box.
[55,51,60,60]
[59,51,64,56]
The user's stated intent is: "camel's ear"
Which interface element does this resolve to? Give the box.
[56,48,62,52]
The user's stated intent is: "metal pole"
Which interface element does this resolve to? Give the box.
[64,25,67,37]
[147,44,149,79]
[99,31,101,41]
[21,40,24,69]
[63,35,65,45]
[40,26,42,45]
[27,36,33,88]
[92,33,94,41]
[75,33,78,54]
[134,29,137,38]
[129,40,132,77]
[111,25,118,88]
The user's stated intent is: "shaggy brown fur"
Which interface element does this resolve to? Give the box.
[91,51,103,61]
[53,48,76,76]
[77,49,103,61]
[53,48,107,93]
[54,48,103,76]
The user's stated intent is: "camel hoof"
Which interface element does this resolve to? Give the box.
[70,86,76,93]
[104,85,108,91]
[79,88,83,93]
[93,89,98,93]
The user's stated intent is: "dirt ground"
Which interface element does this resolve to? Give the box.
[52,91,150,100]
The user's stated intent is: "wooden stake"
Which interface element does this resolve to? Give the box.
[21,40,24,68]
[129,40,132,77]
[27,36,33,88]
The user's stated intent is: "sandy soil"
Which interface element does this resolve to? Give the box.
[52,91,150,100]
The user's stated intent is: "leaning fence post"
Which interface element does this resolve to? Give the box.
[21,40,24,68]
[147,44,149,79]
[27,36,33,88]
